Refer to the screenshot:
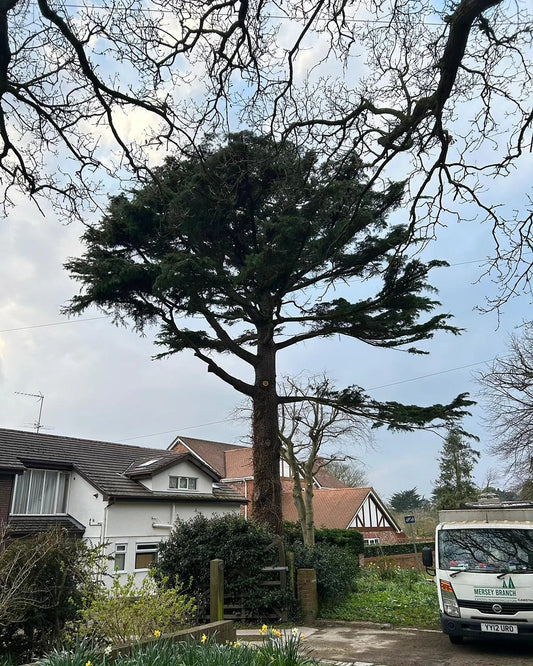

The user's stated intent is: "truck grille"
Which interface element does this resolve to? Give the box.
[458,599,533,615]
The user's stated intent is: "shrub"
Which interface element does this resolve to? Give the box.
[290,542,358,603]
[283,522,364,555]
[363,540,434,558]
[72,572,196,645]
[156,513,286,619]
[0,528,104,664]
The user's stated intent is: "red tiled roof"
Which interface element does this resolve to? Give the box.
[169,436,248,477]
[312,465,347,489]
[281,487,372,529]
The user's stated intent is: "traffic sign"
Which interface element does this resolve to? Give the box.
[404,515,416,524]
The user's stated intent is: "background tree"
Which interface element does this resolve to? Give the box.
[477,322,533,485]
[279,375,370,546]
[0,528,103,661]
[324,460,369,488]
[389,488,429,513]
[432,429,480,509]
[65,132,472,533]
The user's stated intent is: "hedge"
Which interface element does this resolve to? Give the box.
[282,522,364,555]
[364,540,434,558]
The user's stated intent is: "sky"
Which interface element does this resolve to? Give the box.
[0,0,531,505]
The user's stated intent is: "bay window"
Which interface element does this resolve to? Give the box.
[12,469,70,515]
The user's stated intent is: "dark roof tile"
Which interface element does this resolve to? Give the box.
[0,428,244,503]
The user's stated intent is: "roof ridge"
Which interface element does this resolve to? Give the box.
[0,427,174,456]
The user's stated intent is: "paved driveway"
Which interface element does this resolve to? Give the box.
[299,621,533,666]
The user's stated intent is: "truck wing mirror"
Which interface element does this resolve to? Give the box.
[422,546,434,567]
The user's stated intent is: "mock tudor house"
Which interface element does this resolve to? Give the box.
[0,428,245,581]
[169,435,406,544]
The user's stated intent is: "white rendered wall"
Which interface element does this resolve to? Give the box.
[66,472,105,541]
[143,461,214,494]
[104,500,240,584]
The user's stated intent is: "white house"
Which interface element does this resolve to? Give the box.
[0,428,246,582]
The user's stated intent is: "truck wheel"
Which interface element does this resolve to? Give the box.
[449,635,463,644]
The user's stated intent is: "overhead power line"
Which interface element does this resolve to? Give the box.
[367,358,498,391]
[0,316,108,333]
[119,418,234,442]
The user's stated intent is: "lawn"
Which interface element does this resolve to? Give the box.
[321,562,441,630]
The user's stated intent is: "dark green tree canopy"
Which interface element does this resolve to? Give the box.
[432,428,480,510]
[389,488,428,513]
[65,132,473,530]
[69,133,455,362]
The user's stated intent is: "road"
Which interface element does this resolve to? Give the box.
[301,621,533,665]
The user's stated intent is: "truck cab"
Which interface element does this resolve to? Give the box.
[424,500,533,643]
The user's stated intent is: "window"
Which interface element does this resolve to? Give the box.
[135,543,158,570]
[168,476,197,490]
[12,470,70,515]
[364,538,380,545]
[114,543,127,572]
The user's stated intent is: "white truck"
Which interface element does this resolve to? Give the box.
[423,499,533,644]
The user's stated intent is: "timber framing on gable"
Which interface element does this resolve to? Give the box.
[349,491,401,533]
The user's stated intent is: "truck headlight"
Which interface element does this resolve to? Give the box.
[443,599,460,617]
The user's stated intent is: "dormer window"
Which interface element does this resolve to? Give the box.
[169,475,197,491]
[11,469,70,515]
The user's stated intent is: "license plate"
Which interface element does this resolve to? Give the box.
[481,622,518,634]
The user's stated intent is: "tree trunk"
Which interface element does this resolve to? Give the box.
[287,455,311,545]
[303,467,315,547]
[251,333,282,535]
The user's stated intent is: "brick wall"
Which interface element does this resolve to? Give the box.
[363,551,427,570]
[358,527,409,545]
[0,474,15,526]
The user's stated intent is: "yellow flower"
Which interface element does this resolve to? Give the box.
[201,633,207,643]
[261,624,268,634]
[234,641,241,647]
[153,630,161,639]
[272,629,282,638]
[85,661,91,666]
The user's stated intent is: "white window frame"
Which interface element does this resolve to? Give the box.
[364,537,380,545]
[168,475,198,491]
[114,543,127,572]
[134,543,158,570]
[11,469,70,515]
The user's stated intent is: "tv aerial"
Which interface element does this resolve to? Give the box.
[14,391,49,433]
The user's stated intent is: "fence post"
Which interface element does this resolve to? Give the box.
[210,558,224,622]
[297,568,318,624]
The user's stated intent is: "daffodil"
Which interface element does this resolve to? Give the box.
[85,661,91,666]
[153,629,161,639]
[272,629,281,638]
[104,646,112,655]
[201,633,207,643]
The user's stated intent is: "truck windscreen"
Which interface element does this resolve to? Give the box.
[439,528,533,573]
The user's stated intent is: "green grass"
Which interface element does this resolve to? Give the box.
[321,563,440,630]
